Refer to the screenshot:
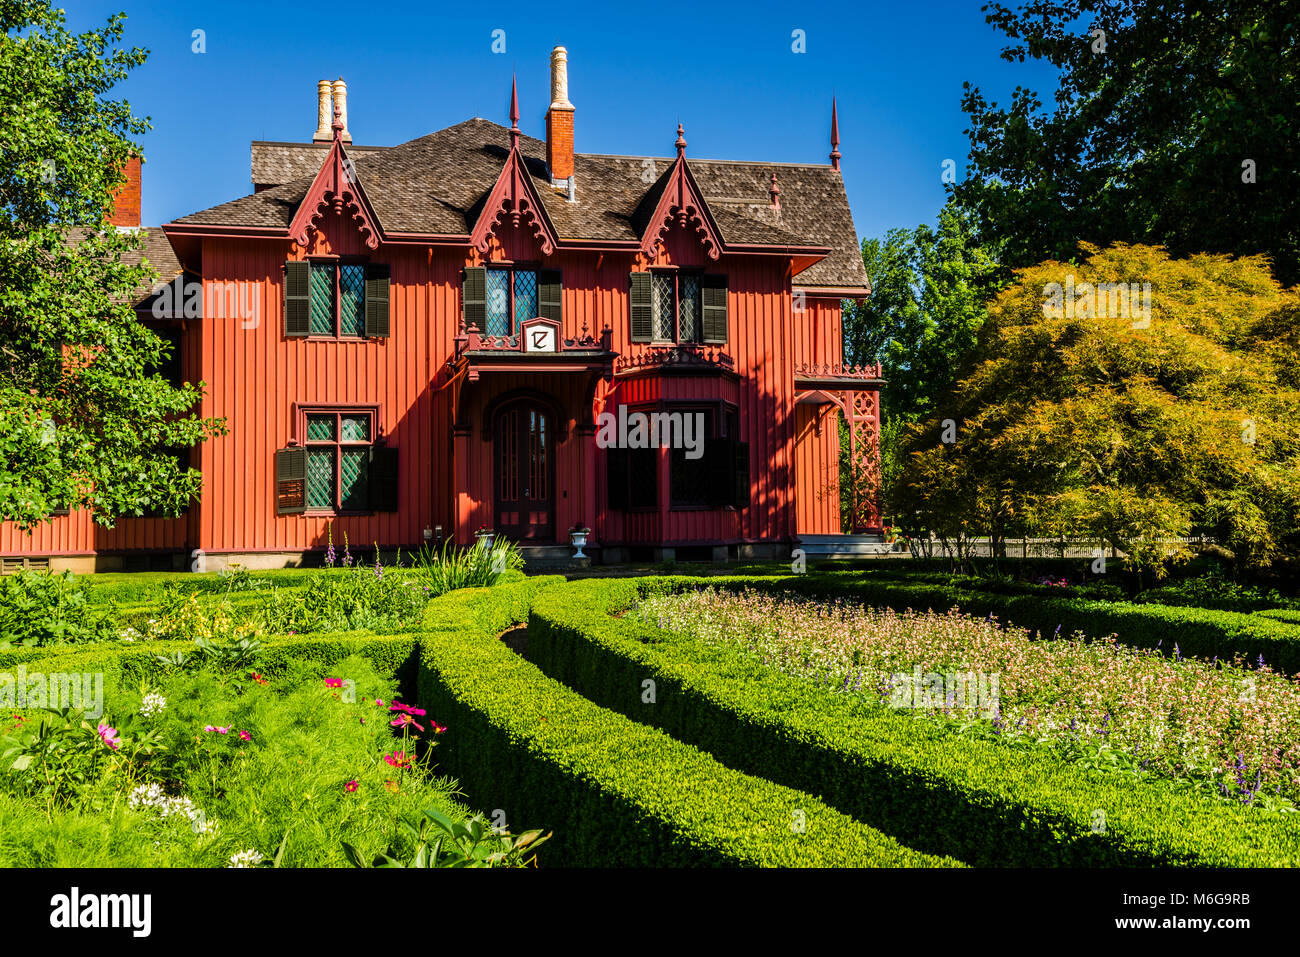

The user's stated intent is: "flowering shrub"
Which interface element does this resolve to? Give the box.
[636,588,1300,806]
[0,570,116,647]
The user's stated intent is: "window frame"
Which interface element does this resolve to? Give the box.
[305,255,372,341]
[294,403,382,514]
[484,262,541,337]
[650,268,705,346]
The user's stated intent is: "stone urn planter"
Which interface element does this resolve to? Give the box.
[474,530,495,550]
[569,527,590,559]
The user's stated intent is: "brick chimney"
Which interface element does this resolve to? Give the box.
[545,46,575,193]
[109,155,142,228]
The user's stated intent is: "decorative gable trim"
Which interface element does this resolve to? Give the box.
[639,125,723,262]
[287,106,383,250]
[469,78,559,257]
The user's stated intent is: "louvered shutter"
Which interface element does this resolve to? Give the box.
[733,441,750,508]
[275,447,307,514]
[462,267,487,331]
[701,274,728,344]
[367,445,399,511]
[606,447,629,509]
[538,269,562,322]
[629,272,653,342]
[364,263,390,338]
[284,261,311,337]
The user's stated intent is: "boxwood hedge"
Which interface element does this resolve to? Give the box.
[416,579,960,868]
[526,577,1300,868]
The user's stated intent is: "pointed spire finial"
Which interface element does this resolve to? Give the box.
[830,98,841,171]
[509,74,520,149]
[675,122,686,159]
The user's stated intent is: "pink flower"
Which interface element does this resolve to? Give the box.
[97,723,120,750]
[375,699,385,707]
[383,751,414,770]
[344,780,358,793]
[204,725,231,735]
[325,678,344,688]
[390,712,425,733]
[238,730,251,742]
[388,701,426,717]
[430,721,447,735]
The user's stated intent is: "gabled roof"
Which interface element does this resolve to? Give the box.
[171,119,869,290]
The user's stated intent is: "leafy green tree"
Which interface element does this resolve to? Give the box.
[894,243,1300,577]
[0,2,221,528]
[956,0,1300,285]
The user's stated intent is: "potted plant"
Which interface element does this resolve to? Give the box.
[568,522,591,559]
[473,525,495,550]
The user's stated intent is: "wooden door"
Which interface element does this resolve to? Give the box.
[494,402,555,542]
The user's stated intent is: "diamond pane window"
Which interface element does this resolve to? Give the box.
[306,415,336,441]
[485,269,510,336]
[514,270,538,326]
[679,275,701,342]
[306,448,335,509]
[309,264,335,335]
[652,274,675,341]
[340,414,370,442]
[339,264,366,338]
[340,448,368,510]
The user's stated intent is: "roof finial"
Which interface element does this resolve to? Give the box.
[509,74,520,149]
[331,98,344,139]
[770,170,781,209]
[830,98,841,171]
[675,122,686,159]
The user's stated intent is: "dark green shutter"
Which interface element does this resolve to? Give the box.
[364,263,390,338]
[275,447,307,514]
[606,447,629,509]
[629,272,653,342]
[705,436,733,506]
[538,269,562,322]
[367,445,399,512]
[702,274,728,344]
[463,267,487,331]
[284,261,311,337]
[733,440,750,508]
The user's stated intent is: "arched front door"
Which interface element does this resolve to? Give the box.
[494,401,555,542]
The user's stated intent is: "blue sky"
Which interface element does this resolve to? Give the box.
[67,0,1059,240]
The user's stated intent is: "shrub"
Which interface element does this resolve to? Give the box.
[258,565,430,634]
[527,577,1300,867]
[414,539,525,594]
[417,581,959,868]
[1133,573,1297,613]
[0,570,115,647]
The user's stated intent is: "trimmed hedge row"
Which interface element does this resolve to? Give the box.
[416,578,961,868]
[742,572,1300,674]
[526,577,1300,867]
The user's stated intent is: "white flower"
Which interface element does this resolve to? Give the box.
[119,627,140,643]
[227,849,263,868]
[139,692,167,718]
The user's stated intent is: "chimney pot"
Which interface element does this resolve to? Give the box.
[332,78,352,143]
[314,80,332,142]
[109,155,142,228]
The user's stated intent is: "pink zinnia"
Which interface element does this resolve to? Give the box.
[97,723,120,750]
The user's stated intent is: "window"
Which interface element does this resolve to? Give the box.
[484,266,537,336]
[630,272,727,344]
[605,403,748,511]
[669,407,714,508]
[304,411,373,511]
[283,260,389,339]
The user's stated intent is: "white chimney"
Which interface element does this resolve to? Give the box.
[332,78,352,142]
[313,80,332,142]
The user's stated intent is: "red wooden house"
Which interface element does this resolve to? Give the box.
[1,49,881,572]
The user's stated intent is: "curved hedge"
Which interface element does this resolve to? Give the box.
[527,577,1300,868]
[416,579,960,868]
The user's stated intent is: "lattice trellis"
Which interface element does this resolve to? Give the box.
[340,415,369,442]
[679,275,701,342]
[844,389,883,531]
[340,448,368,510]
[652,274,675,341]
[339,264,366,337]
[485,269,510,336]
[309,264,335,335]
[306,448,335,509]
[306,415,335,441]
[513,270,538,326]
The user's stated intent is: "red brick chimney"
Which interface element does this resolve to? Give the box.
[545,46,575,193]
[110,155,142,228]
